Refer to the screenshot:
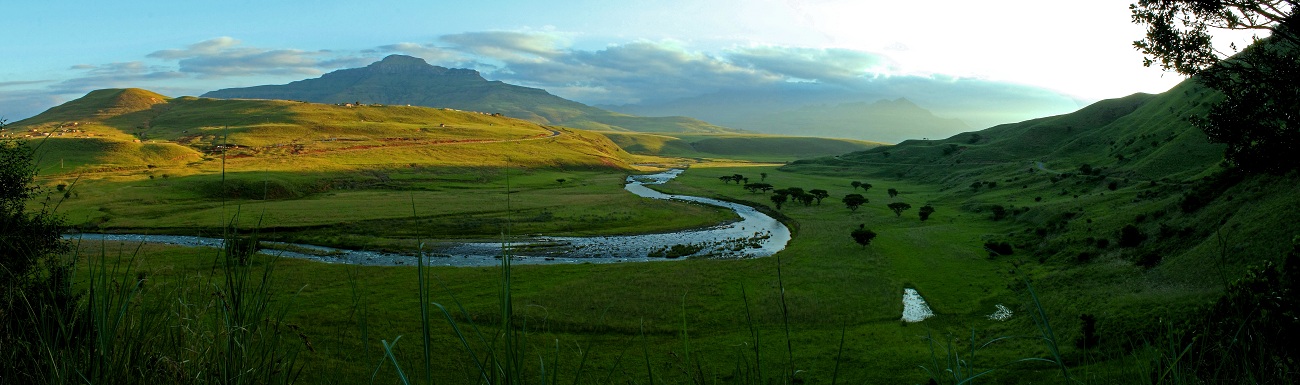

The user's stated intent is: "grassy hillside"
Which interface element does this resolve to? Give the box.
[778,78,1300,380]
[7,88,636,175]
[7,89,749,242]
[602,131,887,162]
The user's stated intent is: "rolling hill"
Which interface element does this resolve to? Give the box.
[4,88,636,174]
[203,55,739,134]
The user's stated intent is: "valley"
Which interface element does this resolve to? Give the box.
[5,51,1297,385]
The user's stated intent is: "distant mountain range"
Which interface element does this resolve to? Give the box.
[603,82,1083,143]
[203,55,737,134]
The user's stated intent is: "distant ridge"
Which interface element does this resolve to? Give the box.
[204,55,740,133]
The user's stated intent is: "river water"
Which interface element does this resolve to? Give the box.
[68,169,792,267]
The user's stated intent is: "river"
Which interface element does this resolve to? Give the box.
[68,169,792,267]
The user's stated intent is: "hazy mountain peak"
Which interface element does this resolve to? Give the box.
[364,54,482,78]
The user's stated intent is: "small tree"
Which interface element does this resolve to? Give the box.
[851,224,877,249]
[770,194,787,210]
[795,193,814,207]
[860,183,873,193]
[556,178,566,185]
[1119,224,1146,247]
[918,204,935,221]
[809,189,829,205]
[842,194,867,212]
[887,202,912,217]
[760,172,768,181]
[887,188,899,198]
[851,181,862,190]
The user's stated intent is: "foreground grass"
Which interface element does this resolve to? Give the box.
[65,164,1100,384]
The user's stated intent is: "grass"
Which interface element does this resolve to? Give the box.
[600,131,885,163]
[50,163,1080,384]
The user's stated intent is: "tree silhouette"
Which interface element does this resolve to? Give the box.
[760,172,768,181]
[851,181,861,190]
[795,193,814,207]
[851,224,877,249]
[1131,0,1300,173]
[809,189,829,205]
[770,193,788,210]
[919,204,935,221]
[842,194,867,212]
[887,188,899,198]
[887,202,912,217]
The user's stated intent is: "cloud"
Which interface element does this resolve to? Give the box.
[146,37,338,78]
[727,47,897,84]
[50,62,185,94]
[0,80,53,88]
[439,31,566,62]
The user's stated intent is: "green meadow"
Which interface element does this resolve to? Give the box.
[9,84,1299,384]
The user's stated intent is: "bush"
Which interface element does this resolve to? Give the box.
[984,241,1014,256]
[1118,224,1146,247]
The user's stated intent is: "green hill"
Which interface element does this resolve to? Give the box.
[791,80,1224,181]
[5,88,636,174]
[202,55,740,134]
[780,77,1300,377]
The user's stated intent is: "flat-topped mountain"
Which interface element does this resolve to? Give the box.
[203,55,739,134]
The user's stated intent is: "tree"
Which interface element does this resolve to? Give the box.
[860,182,873,193]
[1119,224,1147,247]
[851,181,862,190]
[556,178,566,185]
[887,188,899,198]
[770,193,788,210]
[887,202,912,217]
[918,204,936,221]
[851,224,877,249]
[760,172,768,181]
[719,175,734,184]
[809,189,829,205]
[2,125,77,375]
[795,193,815,207]
[842,194,867,212]
[744,182,773,193]
[1131,0,1300,173]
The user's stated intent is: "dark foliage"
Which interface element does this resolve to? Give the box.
[984,241,1014,256]
[1,132,78,381]
[1132,0,1300,173]
[918,204,935,221]
[1118,224,1147,247]
[850,225,877,249]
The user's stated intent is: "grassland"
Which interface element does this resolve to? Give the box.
[20,82,1300,383]
[600,131,885,163]
[70,163,1106,384]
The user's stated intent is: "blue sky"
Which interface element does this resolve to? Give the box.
[1,0,1213,122]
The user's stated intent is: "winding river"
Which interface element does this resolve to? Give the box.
[68,169,792,267]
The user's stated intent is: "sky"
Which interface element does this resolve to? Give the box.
[0,0,1217,122]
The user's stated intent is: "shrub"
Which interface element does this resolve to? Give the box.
[1118,224,1146,247]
